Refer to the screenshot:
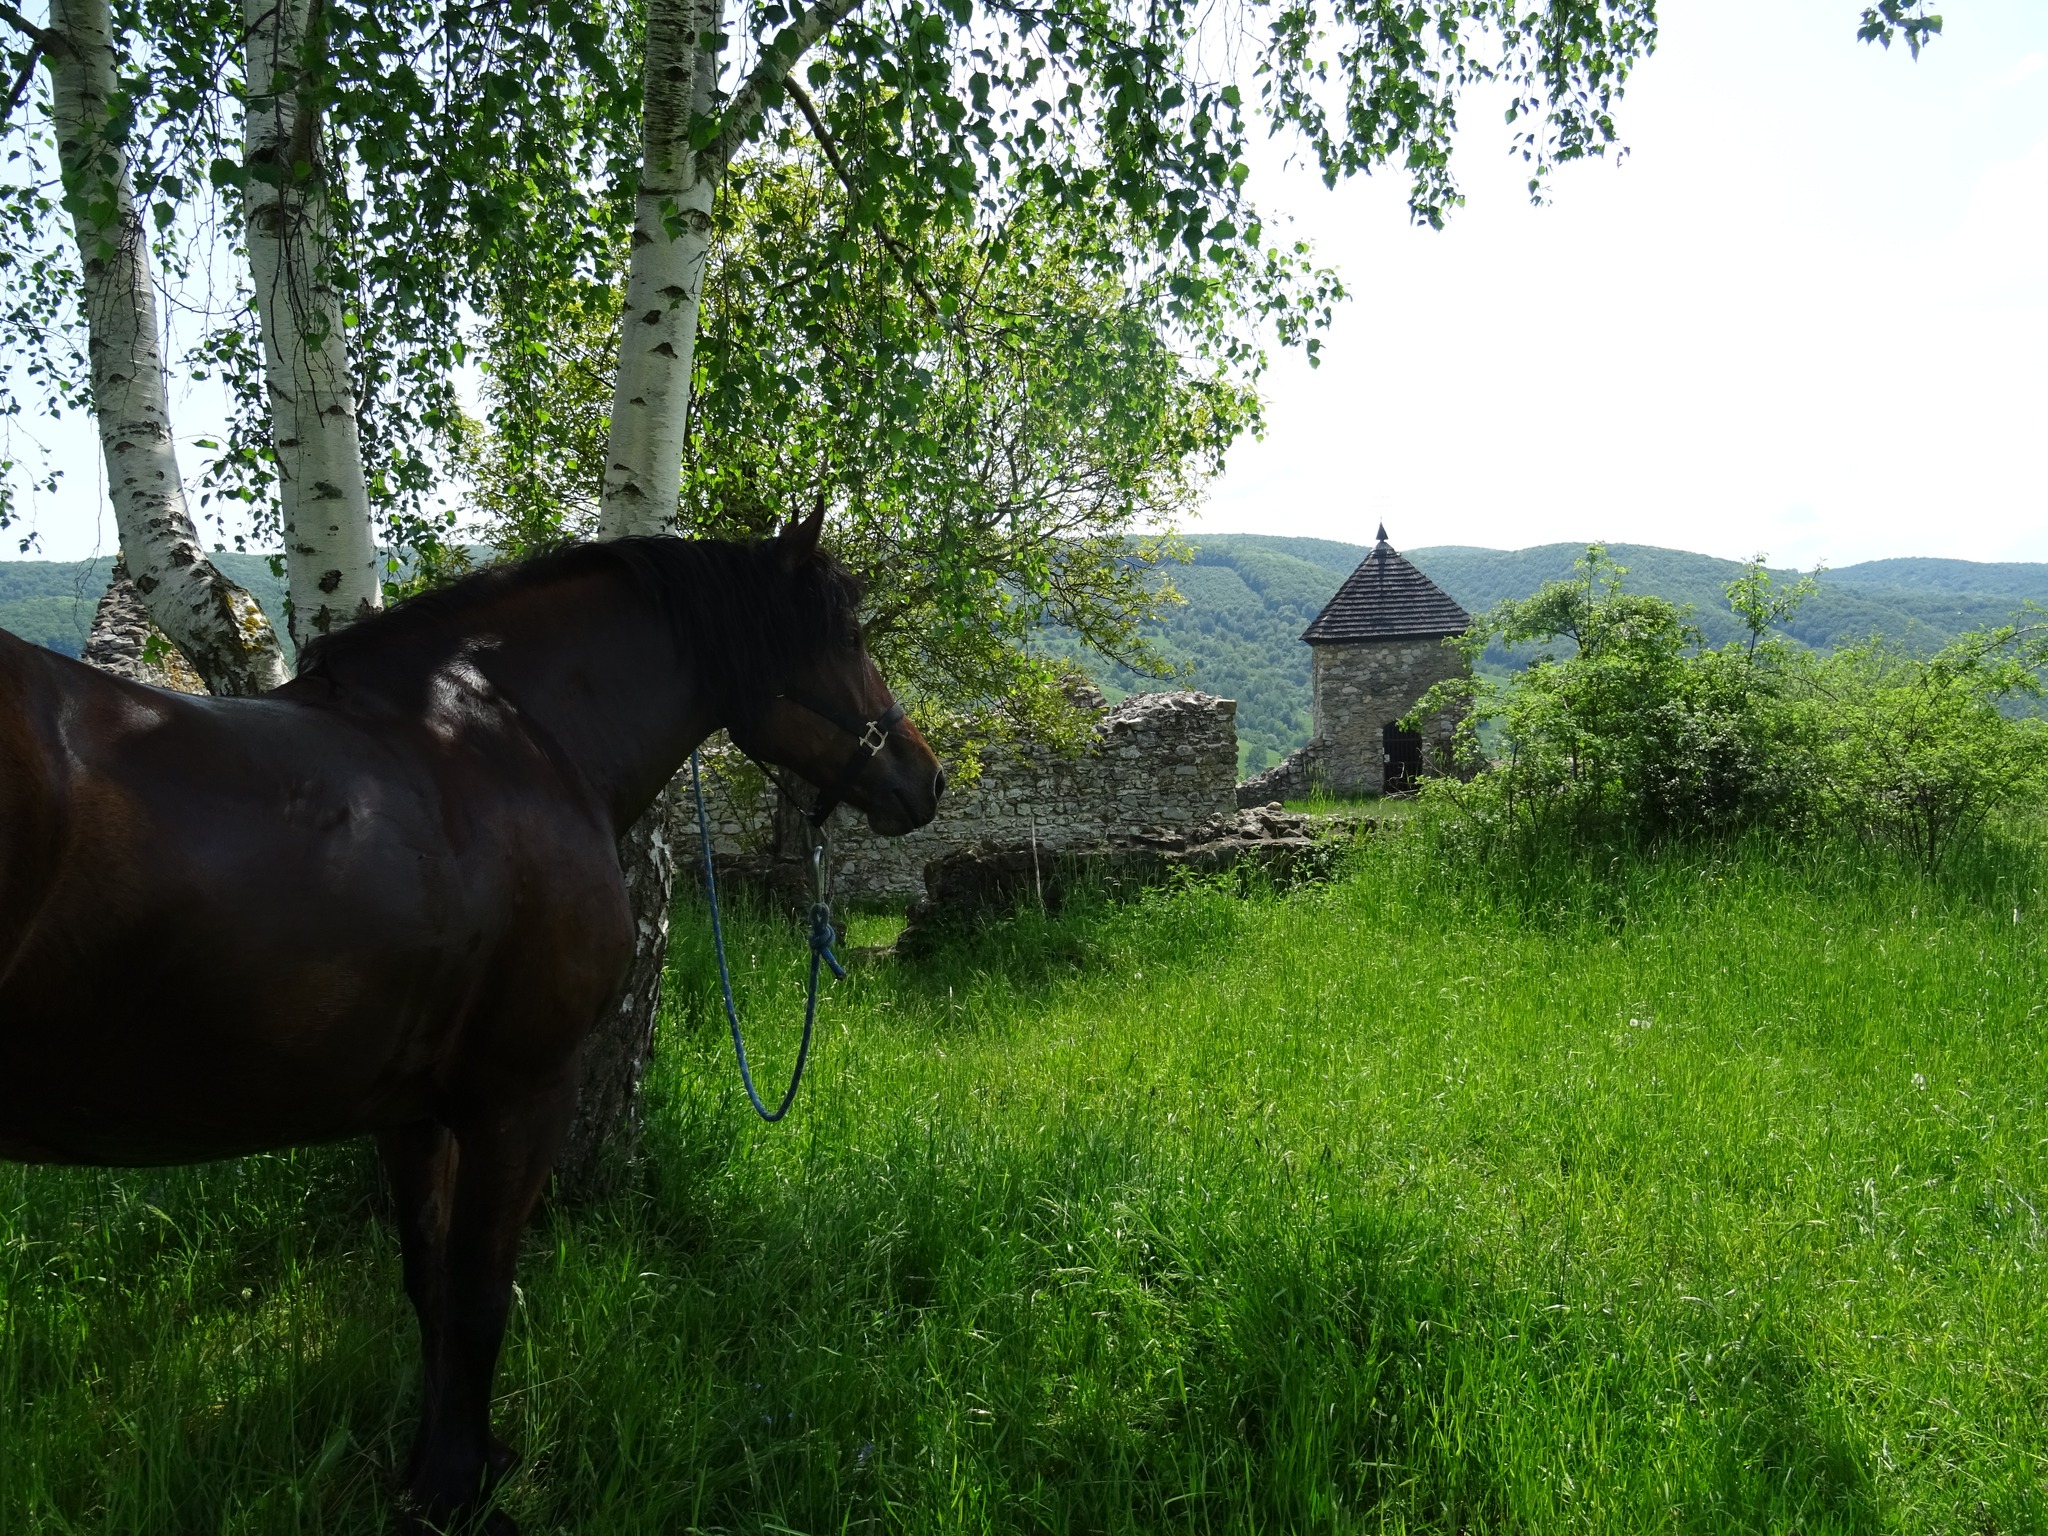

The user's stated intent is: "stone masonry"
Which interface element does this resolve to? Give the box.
[1236,636,1466,804]
[1307,636,1466,796]
[677,689,1241,905]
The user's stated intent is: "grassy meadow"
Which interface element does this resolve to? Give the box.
[3,830,2045,1533]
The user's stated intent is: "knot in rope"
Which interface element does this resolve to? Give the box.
[809,903,848,981]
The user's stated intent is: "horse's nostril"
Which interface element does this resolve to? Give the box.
[933,766,948,799]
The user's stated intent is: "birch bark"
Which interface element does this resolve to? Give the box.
[45,0,290,695]
[597,0,860,533]
[560,0,724,1192]
[596,0,724,538]
[243,0,382,647]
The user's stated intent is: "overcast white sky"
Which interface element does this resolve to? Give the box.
[8,0,2045,567]
[1199,0,2048,567]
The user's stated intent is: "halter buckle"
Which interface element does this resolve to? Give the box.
[858,719,889,754]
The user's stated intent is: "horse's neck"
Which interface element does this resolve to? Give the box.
[477,581,722,835]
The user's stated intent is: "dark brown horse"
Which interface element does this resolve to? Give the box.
[0,511,942,1528]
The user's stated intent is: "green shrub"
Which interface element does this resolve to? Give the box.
[1411,548,2047,869]
[1800,627,2048,869]
[1409,548,1814,850]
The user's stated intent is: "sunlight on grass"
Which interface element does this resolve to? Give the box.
[834,907,906,950]
[4,833,2045,1532]
[1281,789,1402,818]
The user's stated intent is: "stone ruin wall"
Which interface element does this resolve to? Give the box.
[1309,637,1467,796]
[1238,636,1466,805]
[677,690,1241,905]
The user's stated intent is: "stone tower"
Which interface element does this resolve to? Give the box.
[1238,525,1469,804]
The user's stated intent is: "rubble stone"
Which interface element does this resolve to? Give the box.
[895,806,1369,954]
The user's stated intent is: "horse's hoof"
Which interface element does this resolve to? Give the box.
[403,1436,519,1531]
[397,1504,519,1536]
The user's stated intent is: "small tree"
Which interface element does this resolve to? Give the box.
[1804,623,2048,871]
[1410,548,1820,849]
[1725,553,1823,661]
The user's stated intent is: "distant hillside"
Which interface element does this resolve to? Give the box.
[1047,537,2048,774]
[1405,543,2042,654]
[8,540,2043,775]
[0,558,119,656]
[0,554,290,661]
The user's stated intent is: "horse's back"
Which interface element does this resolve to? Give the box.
[0,634,630,1165]
[0,631,69,978]
[0,631,305,977]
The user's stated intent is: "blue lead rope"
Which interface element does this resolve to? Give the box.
[690,749,846,1122]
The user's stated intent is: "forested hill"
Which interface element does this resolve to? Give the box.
[1065,536,2048,774]
[0,553,288,662]
[7,539,2044,774]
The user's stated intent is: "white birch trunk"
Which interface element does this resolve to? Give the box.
[597,0,724,539]
[559,0,726,1193]
[601,0,859,537]
[45,0,290,696]
[244,0,382,647]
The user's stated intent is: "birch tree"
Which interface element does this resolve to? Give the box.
[555,0,711,1184]
[19,0,288,693]
[597,0,722,538]
[241,0,381,645]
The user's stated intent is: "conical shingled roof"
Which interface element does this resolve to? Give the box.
[1302,526,1469,643]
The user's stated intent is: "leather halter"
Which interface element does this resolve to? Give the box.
[777,691,908,827]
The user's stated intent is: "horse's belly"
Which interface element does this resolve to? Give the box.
[0,948,458,1163]
[0,835,485,1163]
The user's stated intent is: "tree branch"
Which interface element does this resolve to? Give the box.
[782,74,939,320]
[0,2,47,44]
[1,38,41,122]
[701,0,863,175]
[0,3,66,54]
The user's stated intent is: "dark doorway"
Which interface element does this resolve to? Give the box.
[1382,721,1424,794]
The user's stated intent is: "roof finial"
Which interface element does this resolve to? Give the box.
[1375,523,1389,545]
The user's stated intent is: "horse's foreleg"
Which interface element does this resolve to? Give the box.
[406,1080,574,1530]
[377,1121,457,1484]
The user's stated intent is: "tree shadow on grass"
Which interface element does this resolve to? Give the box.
[662,875,1254,1063]
[883,868,1272,1006]
[671,872,1147,997]
[502,1103,1889,1536]
[1687,1314,1885,1536]
[2,1120,1888,1536]
[0,1146,421,1534]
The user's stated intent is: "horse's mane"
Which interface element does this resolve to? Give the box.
[294,535,864,703]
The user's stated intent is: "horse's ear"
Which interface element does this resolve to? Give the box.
[776,496,826,570]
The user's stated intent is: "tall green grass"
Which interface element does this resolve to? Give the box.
[3,832,2044,1533]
